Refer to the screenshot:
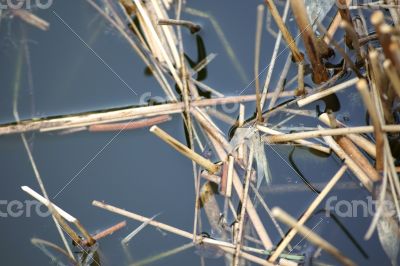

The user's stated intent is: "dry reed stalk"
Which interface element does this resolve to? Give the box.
[389,42,400,71]
[368,50,393,123]
[296,62,305,96]
[226,155,234,198]
[347,133,376,158]
[297,77,359,107]
[233,147,254,266]
[357,79,384,171]
[149,0,181,66]
[259,0,291,109]
[220,162,229,196]
[324,0,352,44]
[336,136,381,181]
[263,0,303,62]
[92,201,275,266]
[257,125,331,154]
[200,171,221,185]
[203,129,273,250]
[191,108,231,152]
[93,0,176,101]
[133,0,183,90]
[238,104,245,161]
[269,166,347,262]
[323,134,373,191]
[337,0,354,48]
[340,21,362,61]
[268,54,292,110]
[255,4,264,122]
[383,59,400,98]
[289,0,329,84]
[0,94,271,135]
[261,125,400,143]
[88,115,171,132]
[206,108,238,126]
[371,12,398,69]
[318,113,378,158]
[82,221,126,246]
[150,126,220,173]
[12,9,49,31]
[21,186,84,246]
[272,208,356,266]
[158,18,201,33]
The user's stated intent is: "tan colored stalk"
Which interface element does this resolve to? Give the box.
[264,0,303,62]
[297,78,359,107]
[255,4,264,123]
[289,0,328,83]
[269,166,347,262]
[150,126,219,173]
[323,135,373,191]
[257,125,330,154]
[88,115,171,132]
[337,0,353,47]
[92,201,275,266]
[272,208,356,266]
[356,79,384,171]
[383,59,400,98]
[261,125,400,143]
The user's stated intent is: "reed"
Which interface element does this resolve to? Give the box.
[150,126,220,173]
[289,0,329,83]
[272,208,357,266]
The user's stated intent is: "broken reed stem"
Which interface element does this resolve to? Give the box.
[22,186,96,246]
[264,0,303,62]
[238,104,245,161]
[383,59,400,98]
[20,134,76,259]
[289,0,328,84]
[297,77,359,107]
[150,126,220,173]
[337,0,354,48]
[318,113,378,159]
[158,18,201,33]
[260,0,291,109]
[233,147,255,266]
[257,125,331,154]
[356,79,384,171]
[336,136,381,182]
[191,108,231,152]
[269,166,347,262]
[261,125,400,143]
[82,221,126,246]
[255,4,264,123]
[89,115,171,132]
[272,208,356,266]
[0,94,294,136]
[92,201,274,266]
[203,129,273,250]
[226,155,234,197]
[12,9,50,31]
[21,186,82,246]
[323,134,373,191]
[296,62,305,96]
[340,20,362,62]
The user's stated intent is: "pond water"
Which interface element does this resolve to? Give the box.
[0,0,397,265]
